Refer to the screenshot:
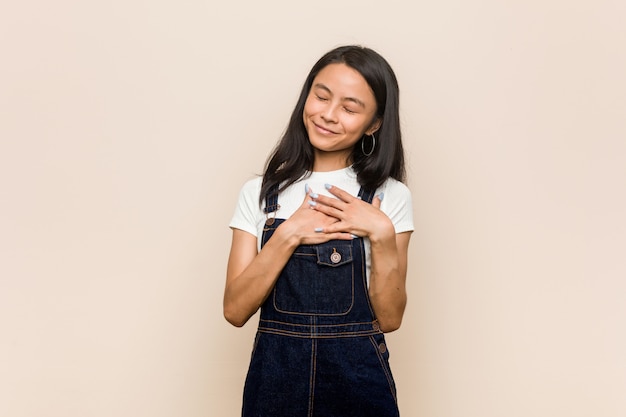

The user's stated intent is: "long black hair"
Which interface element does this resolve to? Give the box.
[259,45,405,205]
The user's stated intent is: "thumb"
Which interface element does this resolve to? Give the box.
[372,192,384,209]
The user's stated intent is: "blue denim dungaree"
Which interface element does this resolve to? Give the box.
[242,187,400,417]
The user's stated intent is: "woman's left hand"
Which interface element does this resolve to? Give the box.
[308,184,395,243]
[311,183,410,333]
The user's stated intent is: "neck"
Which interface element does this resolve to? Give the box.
[312,150,352,172]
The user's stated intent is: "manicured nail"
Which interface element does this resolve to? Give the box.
[308,200,317,207]
[377,192,385,202]
[315,227,323,233]
[310,192,319,199]
[324,183,332,190]
[305,183,310,193]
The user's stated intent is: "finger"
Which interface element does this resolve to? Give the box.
[309,200,343,219]
[324,184,356,203]
[308,231,354,242]
[325,232,354,240]
[316,220,355,235]
[300,183,316,208]
[309,193,343,210]
[305,226,354,244]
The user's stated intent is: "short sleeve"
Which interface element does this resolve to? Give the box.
[380,180,414,234]
[229,178,263,237]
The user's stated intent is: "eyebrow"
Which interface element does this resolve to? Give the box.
[313,83,367,108]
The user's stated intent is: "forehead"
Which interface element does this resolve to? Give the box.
[312,63,375,101]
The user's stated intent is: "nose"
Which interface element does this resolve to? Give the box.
[320,103,338,123]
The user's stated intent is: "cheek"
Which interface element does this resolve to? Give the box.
[303,97,318,118]
[302,100,315,128]
[345,118,370,135]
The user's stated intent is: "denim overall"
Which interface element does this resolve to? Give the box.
[242,187,400,417]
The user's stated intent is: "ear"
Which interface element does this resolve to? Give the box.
[365,117,382,136]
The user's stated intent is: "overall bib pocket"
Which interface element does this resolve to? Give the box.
[273,242,355,315]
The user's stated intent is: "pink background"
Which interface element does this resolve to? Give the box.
[1,1,625,416]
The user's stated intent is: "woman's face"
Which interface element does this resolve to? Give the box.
[303,63,380,167]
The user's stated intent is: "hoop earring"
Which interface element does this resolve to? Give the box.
[362,133,376,156]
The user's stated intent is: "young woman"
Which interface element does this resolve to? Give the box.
[224,45,413,417]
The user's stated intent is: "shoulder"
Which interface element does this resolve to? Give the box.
[380,177,412,200]
[240,176,263,194]
[230,176,264,237]
[236,176,263,205]
[232,176,264,218]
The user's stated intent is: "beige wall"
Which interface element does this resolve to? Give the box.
[1,1,625,416]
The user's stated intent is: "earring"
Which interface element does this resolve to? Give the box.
[362,133,376,156]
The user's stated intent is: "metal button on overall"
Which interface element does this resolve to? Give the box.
[330,248,342,264]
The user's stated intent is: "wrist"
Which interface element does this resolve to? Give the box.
[368,221,396,246]
[273,220,303,249]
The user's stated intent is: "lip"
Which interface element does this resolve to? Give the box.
[312,121,338,135]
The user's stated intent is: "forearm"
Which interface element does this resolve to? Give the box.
[368,233,409,333]
[223,229,298,327]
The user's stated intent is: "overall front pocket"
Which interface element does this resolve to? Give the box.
[273,242,354,315]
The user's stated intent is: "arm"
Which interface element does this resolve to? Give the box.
[224,227,299,327]
[368,230,411,332]
[308,185,412,332]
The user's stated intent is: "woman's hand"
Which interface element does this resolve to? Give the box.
[275,184,355,246]
[307,184,395,243]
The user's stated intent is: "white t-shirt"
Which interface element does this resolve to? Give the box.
[229,166,414,268]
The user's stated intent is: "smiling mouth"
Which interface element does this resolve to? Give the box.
[313,122,337,135]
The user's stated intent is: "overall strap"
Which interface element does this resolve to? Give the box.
[357,187,377,204]
[263,184,280,214]
[263,184,280,226]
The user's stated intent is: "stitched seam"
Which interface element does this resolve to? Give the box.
[369,335,397,403]
[260,319,376,328]
[257,328,380,338]
[308,339,317,417]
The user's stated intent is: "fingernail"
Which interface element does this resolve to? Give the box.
[310,192,319,199]
[305,183,310,193]
[377,192,385,202]
[350,234,359,239]
[324,183,332,190]
[308,200,317,207]
[315,227,323,233]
